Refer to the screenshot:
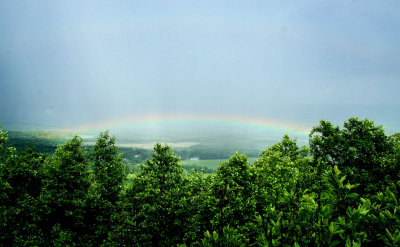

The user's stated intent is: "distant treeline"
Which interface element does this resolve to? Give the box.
[5,130,63,155]
[1,117,400,246]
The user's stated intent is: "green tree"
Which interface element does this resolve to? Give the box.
[208,153,258,244]
[0,146,46,246]
[119,143,189,246]
[82,131,127,246]
[0,126,7,151]
[252,135,311,246]
[40,136,92,245]
[181,169,213,244]
[92,131,126,202]
[309,117,398,196]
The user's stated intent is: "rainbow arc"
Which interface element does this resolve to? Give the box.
[63,113,311,137]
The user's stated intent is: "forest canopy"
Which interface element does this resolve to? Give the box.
[1,117,400,246]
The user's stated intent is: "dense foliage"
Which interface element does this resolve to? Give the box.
[1,117,400,246]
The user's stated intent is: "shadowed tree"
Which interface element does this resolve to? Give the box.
[85,131,126,245]
[40,136,91,245]
[0,127,46,246]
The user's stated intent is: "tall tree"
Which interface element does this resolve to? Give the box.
[92,131,126,203]
[85,131,126,245]
[0,127,46,246]
[209,153,258,243]
[122,143,188,246]
[252,135,312,246]
[40,136,91,245]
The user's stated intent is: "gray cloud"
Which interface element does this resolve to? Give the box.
[0,0,399,133]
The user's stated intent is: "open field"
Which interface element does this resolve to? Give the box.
[85,141,200,149]
[119,141,200,149]
[181,157,258,171]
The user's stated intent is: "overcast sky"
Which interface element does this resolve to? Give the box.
[1,0,399,133]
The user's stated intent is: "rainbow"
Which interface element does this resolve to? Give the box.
[63,113,312,138]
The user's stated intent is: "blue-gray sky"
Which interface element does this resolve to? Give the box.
[1,0,399,133]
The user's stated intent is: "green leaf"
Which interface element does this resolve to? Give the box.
[340,175,346,185]
[394,229,400,243]
[386,228,394,241]
[213,231,219,241]
[333,165,341,176]
[329,222,335,233]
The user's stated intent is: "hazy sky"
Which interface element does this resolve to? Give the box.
[1,0,399,133]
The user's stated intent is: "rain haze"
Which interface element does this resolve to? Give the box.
[1,0,400,140]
